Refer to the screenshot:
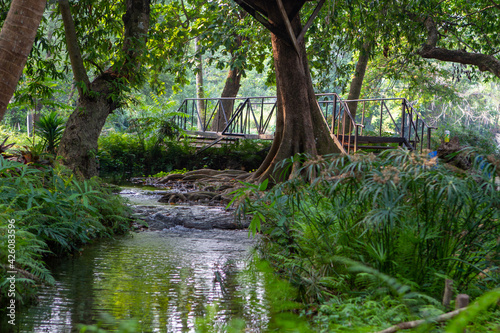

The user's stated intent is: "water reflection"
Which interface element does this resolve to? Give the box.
[14,230,269,332]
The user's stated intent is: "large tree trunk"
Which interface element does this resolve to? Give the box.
[251,7,338,182]
[0,0,46,121]
[57,73,120,178]
[57,0,150,178]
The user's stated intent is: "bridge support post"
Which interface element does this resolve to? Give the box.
[401,100,406,142]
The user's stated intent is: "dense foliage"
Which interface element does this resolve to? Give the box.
[0,157,133,307]
[1,0,500,330]
[98,132,270,180]
[233,149,500,329]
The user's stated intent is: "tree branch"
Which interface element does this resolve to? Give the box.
[446,28,478,53]
[488,0,500,10]
[180,0,190,28]
[120,0,150,79]
[276,0,301,56]
[418,16,500,79]
[422,16,439,48]
[233,0,292,42]
[58,0,90,97]
[297,0,326,43]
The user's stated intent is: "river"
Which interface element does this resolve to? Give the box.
[4,187,308,332]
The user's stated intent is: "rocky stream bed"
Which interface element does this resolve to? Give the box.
[125,168,253,231]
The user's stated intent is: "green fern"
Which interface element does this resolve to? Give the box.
[0,156,133,306]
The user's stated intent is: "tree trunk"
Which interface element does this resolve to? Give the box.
[0,0,47,122]
[251,9,338,182]
[211,64,242,132]
[57,0,150,178]
[346,42,371,123]
[211,33,245,132]
[57,72,120,178]
[194,36,205,130]
[59,0,90,95]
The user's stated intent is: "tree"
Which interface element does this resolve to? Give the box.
[57,0,150,178]
[233,0,339,182]
[211,25,244,132]
[204,7,250,132]
[0,0,47,122]
[194,36,205,130]
[159,0,271,132]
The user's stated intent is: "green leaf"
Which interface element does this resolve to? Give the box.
[259,179,269,191]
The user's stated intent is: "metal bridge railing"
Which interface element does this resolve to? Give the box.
[173,96,277,139]
[400,99,437,152]
[316,94,436,152]
[174,95,434,153]
[316,93,363,154]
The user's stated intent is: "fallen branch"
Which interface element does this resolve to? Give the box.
[373,307,468,333]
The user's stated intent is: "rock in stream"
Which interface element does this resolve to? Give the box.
[121,187,250,231]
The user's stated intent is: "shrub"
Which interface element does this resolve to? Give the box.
[235,149,500,303]
[97,131,270,179]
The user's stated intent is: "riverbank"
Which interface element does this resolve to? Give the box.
[0,159,135,313]
[237,150,500,332]
[129,168,254,207]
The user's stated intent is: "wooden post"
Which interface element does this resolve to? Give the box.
[455,294,469,310]
[455,294,469,333]
[442,279,454,308]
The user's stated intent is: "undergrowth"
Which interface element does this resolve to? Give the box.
[0,157,133,308]
[233,149,500,331]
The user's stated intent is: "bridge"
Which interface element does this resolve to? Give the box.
[173,93,436,154]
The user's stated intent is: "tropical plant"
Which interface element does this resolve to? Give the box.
[235,149,500,303]
[35,111,65,155]
[0,136,15,158]
[0,157,134,307]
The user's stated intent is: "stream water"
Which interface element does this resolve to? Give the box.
[4,187,295,333]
